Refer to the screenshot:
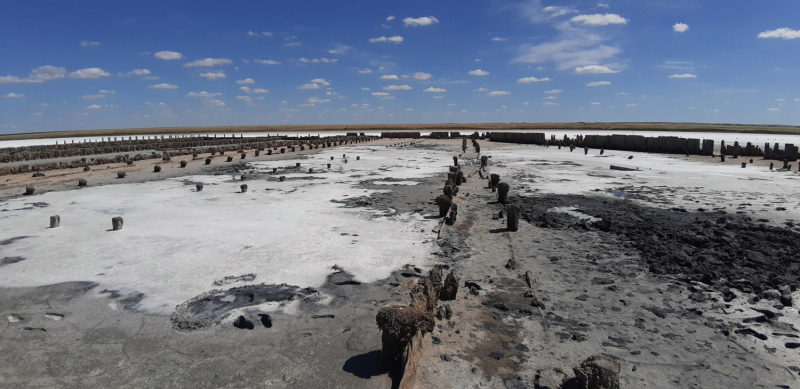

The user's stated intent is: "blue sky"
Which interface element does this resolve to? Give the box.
[1,0,799,134]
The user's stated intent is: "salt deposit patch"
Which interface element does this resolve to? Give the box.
[371,181,420,186]
[0,145,454,314]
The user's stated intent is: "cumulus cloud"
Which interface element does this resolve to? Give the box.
[545,89,562,94]
[518,76,551,83]
[474,87,489,92]
[80,94,106,99]
[513,28,622,71]
[284,42,302,47]
[183,58,233,67]
[308,97,330,103]
[186,91,222,98]
[236,78,255,84]
[570,14,628,26]
[486,90,510,96]
[673,23,689,33]
[587,81,611,86]
[149,83,178,89]
[86,104,101,109]
[236,96,253,103]
[575,65,619,74]
[491,37,507,42]
[68,68,111,79]
[3,93,24,98]
[380,74,399,80]
[200,71,226,80]
[386,15,395,21]
[154,51,182,60]
[668,73,697,78]
[383,85,412,90]
[358,68,372,74]
[469,69,490,76]
[758,28,800,39]
[132,69,151,76]
[544,96,556,100]
[767,108,780,111]
[542,6,576,18]
[250,88,268,93]
[403,16,439,27]
[299,83,320,89]
[255,59,281,65]
[597,3,609,8]
[143,76,159,80]
[413,72,432,80]
[372,92,391,97]
[424,87,446,93]
[369,36,404,43]
[543,101,557,106]
[80,41,100,47]
[0,65,67,83]
[310,78,331,86]
[99,90,115,94]
[298,57,338,63]
[361,87,370,91]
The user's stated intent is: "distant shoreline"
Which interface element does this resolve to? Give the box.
[3,122,800,141]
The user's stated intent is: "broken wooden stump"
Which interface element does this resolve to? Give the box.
[78,179,87,187]
[112,217,124,230]
[296,163,301,167]
[84,166,91,171]
[440,271,459,300]
[117,172,126,178]
[50,215,60,228]
[490,173,500,189]
[497,182,510,204]
[180,160,187,168]
[435,195,452,217]
[327,163,331,168]
[205,158,211,165]
[24,186,35,195]
[241,153,246,159]
[226,156,233,162]
[196,184,203,191]
[240,184,248,193]
[507,204,520,231]
[571,355,621,389]
[154,165,161,172]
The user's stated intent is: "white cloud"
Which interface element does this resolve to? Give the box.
[669,73,697,79]
[86,104,101,109]
[424,87,447,93]
[237,96,253,103]
[767,108,780,111]
[361,87,370,91]
[544,96,556,100]
[469,69,489,76]
[386,15,396,21]
[284,42,302,47]
[413,72,432,80]
[673,23,689,33]
[575,65,619,74]
[380,74,400,80]
[543,101,557,106]
[491,37,507,42]
[372,92,391,97]
[247,31,258,36]
[777,98,786,101]
[369,36,404,43]
[143,76,159,80]
[308,97,330,103]
[298,57,338,63]
[597,3,609,8]
[587,81,611,86]
[796,98,800,102]
[627,103,637,106]
[236,78,255,84]
[570,14,628,26]
[403,16,439,27]
[433,96,444,99]
[591,102,601,105]
[204,99,225,107]
[80,41,100,47]
[186,91,222,98]
[69,68,111,79]
[183,58,233,67]
[486,90,510,96]
[475,87,489,92]
[255,59,281,65]
[406,108,413,111]
[310,78,331,86]
[149,83,178,89]
[358,68,373,74]
[80,94,106,99]
[3,93,24,98]
[131,69,151,76]
[383,85,412,90]
[250,88,268,93]
[299,83,320,89]
[240,86,250,92]
[758,28,800,40]
[542,6,576,18]
[513,33,622,71]
[545,89,562,94]
[154,51,183,60]
[200,71,226,80]
[518,76,551,83]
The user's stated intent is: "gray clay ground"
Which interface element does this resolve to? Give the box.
[2,138,800,388]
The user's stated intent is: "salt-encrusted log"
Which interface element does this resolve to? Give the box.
[240,184,248,193]
[584,147,589,155]
[78,179,87,187]
[196,184,203,191]
[154,165,161,172]
[50,215,60,228]
[507,204,520,231]
[205,158,211,165]
[435,195,452,217]
[24,186,35,195]
[226,156,233,162]
[117,172,126,178]
[770,162,774,170]
[272,168,277,173]
[490,173,500,189]
[112,216,124,230]
[497,182,510,204]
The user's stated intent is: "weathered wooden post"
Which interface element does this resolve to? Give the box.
[50,215,60,228]
[240,184,248,193]
[490,174,500,189]
[117,172,126,178]
[357,156,360,160]
[227,156,233,162]
[241,153,246,159]
[435,195,452,217]
[506,204,520,231]
[205,158,212,165]
[327,163,331,168]
[180,160,187,168]
[196,184,203,191]
[24,186,35,195]
[154,165,161,172]
[497,182,510,204]
[78,179,87,187]
[112,217,124,230]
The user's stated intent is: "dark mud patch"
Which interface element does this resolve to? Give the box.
[213,273,257,286]
[100,289,145,310]
[331,175,441,215]
[170,283,319,331]
[0,256,25,266]
[512,194,800,296]
[0,236,29,245]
